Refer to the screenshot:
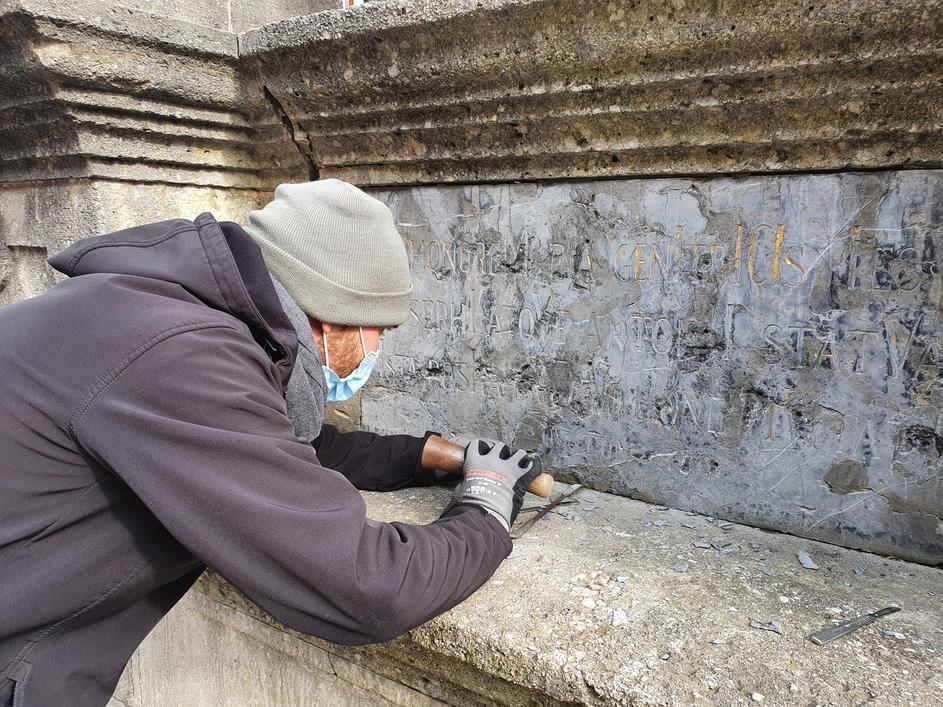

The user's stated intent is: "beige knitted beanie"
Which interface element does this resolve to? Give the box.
[243,179,413,327]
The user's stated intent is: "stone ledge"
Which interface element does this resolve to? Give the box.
[240,0,943,186]
[195,485,942,705]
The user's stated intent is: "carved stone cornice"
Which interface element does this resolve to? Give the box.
[240,0,943,186]
[0,0,305,188]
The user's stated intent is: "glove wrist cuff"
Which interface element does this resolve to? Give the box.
[451,494,511,532]
[483,507,511,533]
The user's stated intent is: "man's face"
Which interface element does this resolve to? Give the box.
[307,317,384,378]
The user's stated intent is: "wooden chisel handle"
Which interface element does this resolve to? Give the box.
[422,436,554,498]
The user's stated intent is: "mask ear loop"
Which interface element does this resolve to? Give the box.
[322,330,331,369]
[358,326,367,358]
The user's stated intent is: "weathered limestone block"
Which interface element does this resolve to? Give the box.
[104,1,341,33]
[362,171,942,564]
[109,590,449,707]
[0,0,307,304]
[110,486,943,706]
[0,178,285,305]
[241,0,943,186]
[230,0,342,33]
[0,0,303,188]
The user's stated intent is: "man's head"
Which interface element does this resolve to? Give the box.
[243,179,412,378]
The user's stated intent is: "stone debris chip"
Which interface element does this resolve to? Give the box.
[578,498,598,512]
[797,550,819,570]
[750,620,786,636]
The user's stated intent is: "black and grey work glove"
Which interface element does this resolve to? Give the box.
[454,439,542,532]
[431,432,502,484]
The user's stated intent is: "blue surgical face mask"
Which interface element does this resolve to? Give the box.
[322,326,379,403]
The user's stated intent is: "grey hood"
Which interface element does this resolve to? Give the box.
[271,275,327,442]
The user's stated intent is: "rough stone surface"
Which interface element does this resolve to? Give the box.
[323,395,364,431]
[0,0,306,187]
[107,589,447,707]
[230,0,341,33]
[240,0,943,186]
[109,0,233,31]
[108,0,341,32]
[111,486,943,705]
[361,171,942,565]
[0,181,273,305]
[0,0,307,305]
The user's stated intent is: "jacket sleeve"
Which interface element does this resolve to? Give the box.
[71,324,511,645]
[312,424,438,491]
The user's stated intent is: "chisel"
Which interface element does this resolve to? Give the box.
[511,483,582,538]
[809,606,901,645]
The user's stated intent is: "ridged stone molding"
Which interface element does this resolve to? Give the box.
[240,0,943,186]
[0,0,304,189]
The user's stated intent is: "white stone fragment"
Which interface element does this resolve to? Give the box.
[797,550,819,570]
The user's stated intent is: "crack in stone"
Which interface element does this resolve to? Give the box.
[261,84,319,181]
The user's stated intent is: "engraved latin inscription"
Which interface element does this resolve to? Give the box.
[364,174,943,561]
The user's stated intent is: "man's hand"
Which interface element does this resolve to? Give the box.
[422,433,542,495]
[453,440,542,532]
[422,432,510,486]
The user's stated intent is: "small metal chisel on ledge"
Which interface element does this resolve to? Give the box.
[809,606,901,645]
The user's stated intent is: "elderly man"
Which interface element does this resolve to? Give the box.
[0,180,540,707]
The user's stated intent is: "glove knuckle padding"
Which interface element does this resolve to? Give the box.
[456,440,544,533]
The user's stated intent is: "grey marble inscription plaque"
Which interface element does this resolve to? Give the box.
[363,172,942,563]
